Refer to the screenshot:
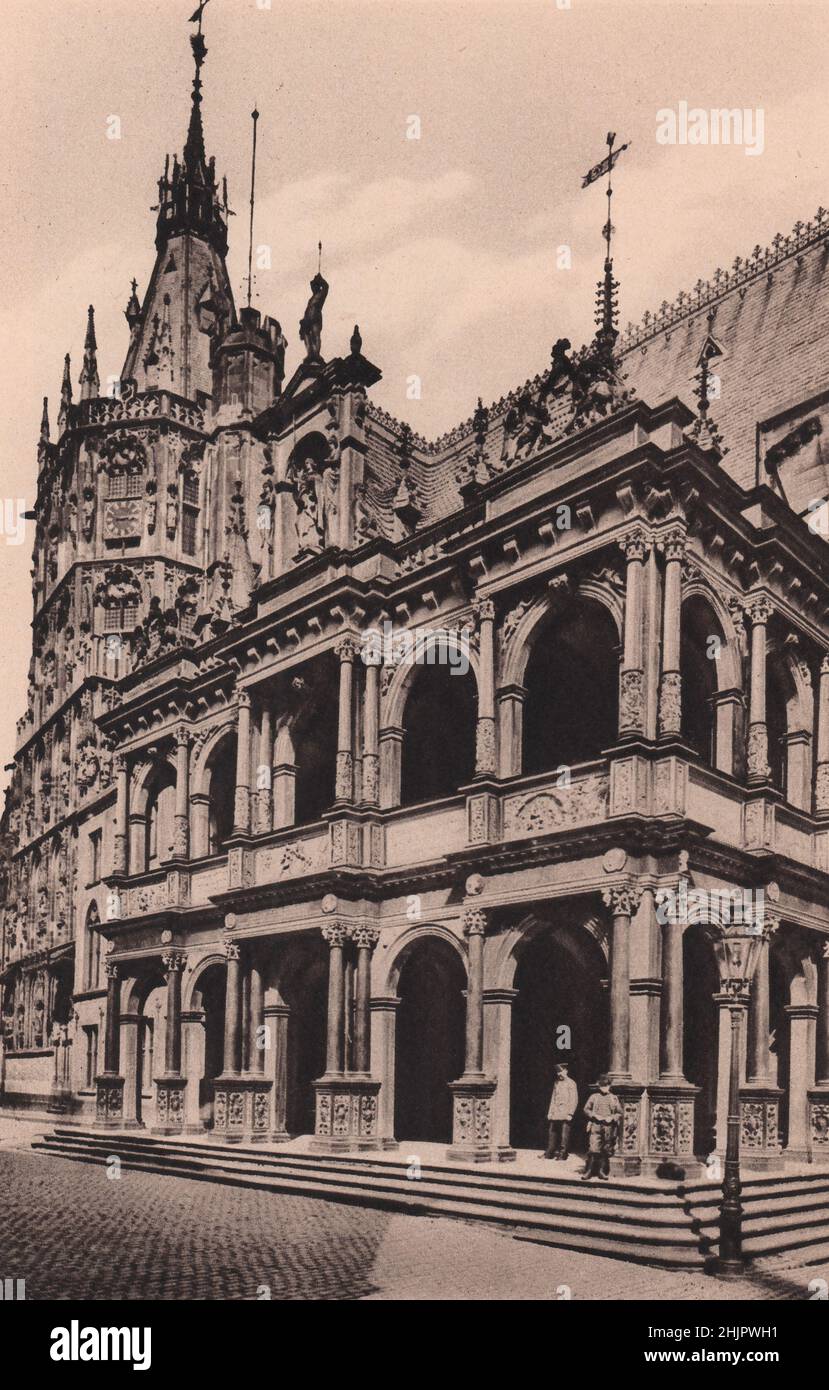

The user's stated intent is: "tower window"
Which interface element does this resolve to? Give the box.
[103,602,139,632]
[108,470,143,500]
[182,507,198,556]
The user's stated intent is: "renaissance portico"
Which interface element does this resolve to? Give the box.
[3,18,829,1178]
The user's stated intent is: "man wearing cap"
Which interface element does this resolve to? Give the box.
[542,1061,578,1160]
[581,1073,622,1180]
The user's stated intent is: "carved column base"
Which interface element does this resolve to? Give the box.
[808,1087,829,1163]
[657,671,682,739]
[94,1073,125,1128]
[311,1075,395,1152]
[618,667,645,739]
[608,1082,645,1176]
[446,1077,514,1163]
[641,1082,699,1173]
[735,1085,785,1170]
[212,1075,273,1144]
[816,764,829,817]
[152,1075,188,1135]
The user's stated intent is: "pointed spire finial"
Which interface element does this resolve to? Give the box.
[40,397,50,444]
[79,306,100,401]
[125,278,141,332]
[58,353,73,431]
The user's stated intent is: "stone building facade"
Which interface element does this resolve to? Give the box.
[3,31,829,1175]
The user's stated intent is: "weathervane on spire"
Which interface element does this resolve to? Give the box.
[582,131,630,349]
[188,0,210,74]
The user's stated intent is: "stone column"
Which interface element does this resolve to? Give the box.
[786,1002,818,1162]
[264,1002,291,1142]
[103,961,121,1074]
[659,914,685,1081]
[361,659,380,806]
[95,960,124,1126]
[352,926,379,1074]
[618,528,650,738]
[335,638,358,803]
[713,689,743,777]
[809,944,829,1161]
[189,792,210,858]
[248,958,265,1074]
[497,684,526,778]
[747,936,773,1085]
[155,949,187,1133]
[181,1010,205,1133]
[233,689,252,834]
[173,727,190,858]
[739,930,783,1167]
[113,755,128,874]
[483,988,518,1155]
[370,996,400,1143]
[658,526,685,738]
[474,598,496,776]
[815,657,829,815]
[447,910,505,1162]
[222,939,243,1076]
[322,922,347,1074]
[463,909,486,1077]
[257,703,274,832]
[378,726,403,808]
[603,883,641,1081]
[746,596,773,785]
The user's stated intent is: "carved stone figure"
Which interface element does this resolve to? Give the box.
[299,273,329,362]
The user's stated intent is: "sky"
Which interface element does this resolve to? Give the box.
[0,0,826,789]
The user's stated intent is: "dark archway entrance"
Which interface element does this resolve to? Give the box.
[683,925,719,1156]
[401,664,477,805]
[522,599,619,775]
[394,938,466,1142]
[510,922,608,1152]
[194,963,226,1129]
[281,942,328,1136]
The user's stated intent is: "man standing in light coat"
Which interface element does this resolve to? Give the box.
[543,1061,578,1160]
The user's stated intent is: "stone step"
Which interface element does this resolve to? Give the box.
[33,1134,705,1269]
[36,1134,699,1234]
[46,1128,683,1207]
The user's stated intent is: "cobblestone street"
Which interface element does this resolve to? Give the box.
[1,1145,827,1301]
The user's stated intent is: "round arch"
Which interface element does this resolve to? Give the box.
[381,631,483,730]
[393,932,467,1143]
[377,922,468,997]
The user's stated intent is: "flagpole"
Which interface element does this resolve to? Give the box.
[247,108,260,309]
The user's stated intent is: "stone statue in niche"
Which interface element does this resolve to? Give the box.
[81,487,96,542]
[166,484,179,538]
[292,458,324,552]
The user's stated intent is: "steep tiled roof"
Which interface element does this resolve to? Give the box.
[362,209,829,534]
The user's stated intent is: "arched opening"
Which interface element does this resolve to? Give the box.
[766,665,789,796]
[206,736,236,854]
[522,599,618,776]
[145,764,176,871]
[293,655,338,826]
[133,970,166,1126]
[769,948,790,1147]
[394,937,466,1142]
[680,598,720,767]
[281,940,329,1135]
[510,920,608,1152]
[400,663,477,805]
[194,963,226,1129]
[683,924,719,1155]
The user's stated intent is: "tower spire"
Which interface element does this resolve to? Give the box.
[58,353,73,431]
[39,397,50,444]
[79,305,100,400]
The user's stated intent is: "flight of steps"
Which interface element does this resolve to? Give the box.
[30,1128,829,1270]
[32,1127,705,1269]
[680,1170,829,1269]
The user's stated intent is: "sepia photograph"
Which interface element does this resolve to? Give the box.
[0,0,827,1358]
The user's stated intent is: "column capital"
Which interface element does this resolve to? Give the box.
[335,635,360,663]
[619,525,652,563]
[162,949,187,973]
[104,960,121,980]
[473,596,495,624]
[322,920,349,948]
[113,754,127,777]
[222,936,240,961]
[350,923,380,951]
[174,724,191,749]
[236,688,252,711]
[463,908,487,937]
[746,594,773,626]
[821,653,829,677]
[657,525,687,561]
[602,882,642,919]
